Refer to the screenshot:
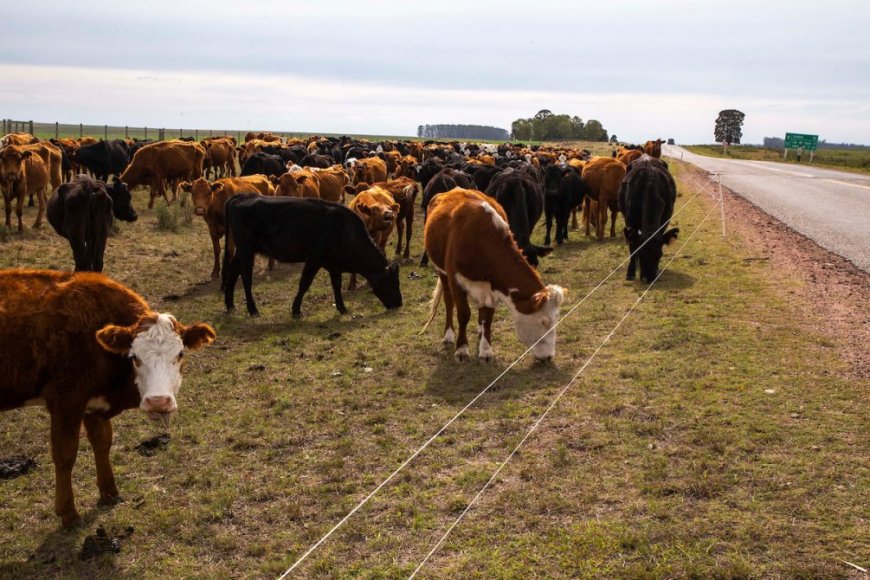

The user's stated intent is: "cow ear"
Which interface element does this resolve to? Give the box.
[344,185,356,195]
[96,324,135,355]
[269,175,279,184]
[179,181,191,192]
[547,284,566,307]
[21,150,33,159]
[663,228,679,245]
[211,183,224,193]
[181,323,216,350]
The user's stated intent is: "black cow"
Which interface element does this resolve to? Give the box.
[261,144,307,165]
[543,164,590,245]
[618,155,679,282]
[47,175,138,272]
[223,196,402,318]
[416,158,444,189]
[240,153,285,177]
[485,168,551,267]
[71,140,131,182]
[463,164,502,192]
[299,153,333,169]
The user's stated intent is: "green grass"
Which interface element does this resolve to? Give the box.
[686,144,870,175]
[0,164,866,577]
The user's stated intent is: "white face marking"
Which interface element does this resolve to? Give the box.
[443,327,455,344]
[505,285,565,360]
[480,201,509,232]
[478,336,494,360]
[129,313,185,415]
[85,396,111,414]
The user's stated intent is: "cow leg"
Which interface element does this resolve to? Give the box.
[33,187,46,228]
[15,189,25,231]
[238,248,259,317]
[544,206,553,246]
[451,283,471,362]
[348,272,358,291]
[210,234,222,278]
[83,415,120,505]
[625,233,638,281]
[439,274,455,346]
[49,410,83,526]
[403,214,413,259]
[597,193,607,240]
[70,237,90,271]
[395,219,404,256]
[328,270,348,315]
[571,207,579,230]
[291,261,320,319]
[223,253,242,312]
[477,306,495,362]
[3,192,12,228]
[610,205,618,237]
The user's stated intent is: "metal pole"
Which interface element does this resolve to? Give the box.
[810,150,814,164]
[718,173,726,238]
[784,148,787,161]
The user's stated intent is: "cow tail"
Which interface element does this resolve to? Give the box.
[419,277,443,335]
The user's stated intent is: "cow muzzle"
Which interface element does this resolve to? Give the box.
[144,395,176,415]
[193,207,206,216]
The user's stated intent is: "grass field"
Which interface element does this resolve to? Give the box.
[0,163,866,577]
[686,144,870,175]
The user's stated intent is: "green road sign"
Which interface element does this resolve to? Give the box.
[784,132,819,151]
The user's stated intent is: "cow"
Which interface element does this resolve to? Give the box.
[223,196,402,318]
[307,165,352,203]
[618,155,679,282]
[582,157,627,239]
[347,186,400,290]
[180,175,275,279]
[643,139,665,158]
[485,168,551,267]
[1,132,39,147]
[351,157,388,185]
[201,138,237,179]
[617,147,643,166]
[418,168,475,267]
[47,175,138,272]
[71,139,131,182]
[119,141,205,209]
[50,138,82,182]
[421,188,565,362]
[0,269,215,526]
[543,164,590,246]
[353,176,418,259]
[271,171,320,198]
[0,145,50,230]
[241,152,285,178]
[300,153,333,169]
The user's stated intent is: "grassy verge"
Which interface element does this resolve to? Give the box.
[0,164,866,577]
[686,144,870,175]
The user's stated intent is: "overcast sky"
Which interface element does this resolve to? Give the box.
[1,0,868,144]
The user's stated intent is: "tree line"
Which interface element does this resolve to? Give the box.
[416,124,510,140]
[510,110,609,142]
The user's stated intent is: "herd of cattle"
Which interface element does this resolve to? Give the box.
[0,131,678,526]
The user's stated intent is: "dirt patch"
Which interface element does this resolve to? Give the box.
[79,526,134,561]
[135,434,170,457]
[678,161,870,378]
[0,456,37,480]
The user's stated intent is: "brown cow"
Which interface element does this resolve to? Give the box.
[582,157,627,239]
[202,138,237,179]
[644,139,665,158]
[0,145,50,230]
[394,155,419,179]
[617,147,643,166]
[19,141,63,191]
[181,175,275,278]
[351,157,388,186]
[0,269,215,526]
[308,165,352,203]
[120,141,205,208]
[271,171,320,198]
[347,185,399,290]
[421,188,565,362]
[51,137,82,182]
[1,132,39,147]
[353,176,418,259]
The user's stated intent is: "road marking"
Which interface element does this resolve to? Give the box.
[822,178,870,191]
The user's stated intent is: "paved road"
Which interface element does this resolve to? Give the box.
[663,145,870,273]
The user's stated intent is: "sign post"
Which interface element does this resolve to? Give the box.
[784,132,819,163]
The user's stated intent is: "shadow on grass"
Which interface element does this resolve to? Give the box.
[423,342,574,406]
[0,507,122,578]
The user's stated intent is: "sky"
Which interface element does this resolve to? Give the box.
[1,0,868,144]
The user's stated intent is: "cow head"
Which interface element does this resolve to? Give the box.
[509,284,565,362]
[108,180,138,222]
[368,261,403,310]
[354,193,398,233]
[96,313,216,425]
[179,178,213,216]
[0,146,32,182]
[628,227,680,282]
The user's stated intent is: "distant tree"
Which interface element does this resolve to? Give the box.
[510,110,610,142]
[534,109,553,121]
[417,123,509,141]
[583,119,608,142]
[714,109,745,150]
[610,135,619,144]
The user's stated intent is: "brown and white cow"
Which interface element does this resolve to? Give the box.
[0,269,215,526]
[0,145,50,230]
[422,188,565,362]
[181,175,275,278]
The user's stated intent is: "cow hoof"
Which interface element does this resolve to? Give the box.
[454,346,469,362]
[478,355,494,364]
[292,311,303,319]
[97,494,123,507]
[60,511,82,528]
[625,273,635,281]
[248,310,261,318]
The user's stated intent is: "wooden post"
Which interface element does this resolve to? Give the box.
[104,125,108,141]
[195,129,198,140]
[79,123,83,138]
[180,128,183,139]
[145,126,148,139]
[29,120,34,135]
[55,122,59,140]
[125,126,129,139]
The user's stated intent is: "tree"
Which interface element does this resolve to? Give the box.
[714,109,745,150]
[534,109,553,121]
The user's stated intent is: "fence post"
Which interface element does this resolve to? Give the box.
[79,123,83,138]
[179,128,183,139]
[145,126,148,139]
[195,129,198,140]
[104,125,108,141]
[29,120,34,135]
[125,126,128,139]
[55,122,59,140]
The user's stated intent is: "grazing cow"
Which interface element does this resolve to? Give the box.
[351,157,388,185]
[71,139,131,182]
[582,157,627,239]
[618,155,679,282]
[241,152,285,178]
[421,188,565,362]
[485,168,551,267]
[50,138,82,182]
[223,196,402,318]
[543,164,590,246]
[0,269,215,526]
[180,175,275,279]
[47,176,138,272]
[0,145,50,230]
[644,139,665,158]
[119,141,205,208]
